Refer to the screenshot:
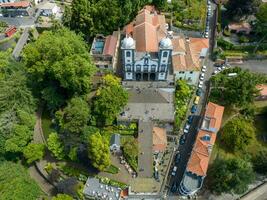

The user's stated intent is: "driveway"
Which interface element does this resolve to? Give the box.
[235,60,267,74]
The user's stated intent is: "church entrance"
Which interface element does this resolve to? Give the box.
[136,73,141,81]
[143,73,148,81]
[150,73,156,81]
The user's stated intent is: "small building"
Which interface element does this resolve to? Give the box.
[5,25,16,37]
[39,2,60,16]
[0,0,15,4]
[228,22,251,34]
[0,1,32,17]
[152,127,167,153]
[256,84,267,101]
[110,134,121,152]
[90,31,120,72]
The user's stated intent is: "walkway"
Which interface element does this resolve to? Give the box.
[240,181,267,200]
[28,107,55,196]
[12,27,29,60]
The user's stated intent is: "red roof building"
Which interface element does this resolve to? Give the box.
[0,1,30,8]
[5,26,16,37]
[256,84,267,101]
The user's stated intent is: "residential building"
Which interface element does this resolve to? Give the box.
[5,25,16,37]
[179,102,224,196]
[110,133,121,153]
[152,127,167,153]
[172,37,209,85]
[90,31,120,72]
[256,84,267,101]
[39,2,60,16]
[0,0,15,4]
[228,22,251,35]
[122,6,172,81]
[0,1,33,17]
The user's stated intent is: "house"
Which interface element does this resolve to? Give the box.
[179,102,224,196]
[90,31,120,72]
[0,1,32,17]
[256,84,267,101]
[172,37,209,85]
[0,0,15,3]
[228,22,251,34]
[110,134,121,152]
[39,2,60,16]
[5,25,16,37]
[152,127,167,153]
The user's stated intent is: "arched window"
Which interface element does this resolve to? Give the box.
[163,51,168,57]
[126,64,131,72]
[126,51,131,57]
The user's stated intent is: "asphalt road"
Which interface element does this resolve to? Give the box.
[235,60,267,74]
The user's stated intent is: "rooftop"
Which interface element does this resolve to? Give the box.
[0,1,30,8]
[110,134,120,146]
[91,32,118,56]
[256,84,267,96]
[152,127,167,152]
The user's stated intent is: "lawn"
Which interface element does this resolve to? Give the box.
[41,111,55,140]
[121,135,138,172]
[104,164,119,174]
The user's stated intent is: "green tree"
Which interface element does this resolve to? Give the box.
[93,75,128,126]
[22,28,96,110]
[52,194,73,200]
[210,67,263,107]
[87,132,110,171]
[47,132,65,160]
[221,117,255,152]
[255,4,267,36]
[5,124,33,153]
[56,97,90,134]
[68,146,78,161]
[122,137,138,170]
[225,0,261,20]
[23,143,45,164]
[208,157,254,194]
[0,161,42,200]
[252,148,267,175]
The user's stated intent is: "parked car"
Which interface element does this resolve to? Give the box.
[217,67,222,71]
[207,0,211,5]
[172,166,178,176]
[179,134,186,145]
[188,115,194,124]
[191,105,197,113]
[194,96,200,105]
[200,73,205,81]
[196,88,202,96]
[198,80,204,88]
[175,153,181,164]
[184,123,190,134]
[212,70,218,75]
[171,182,178,193]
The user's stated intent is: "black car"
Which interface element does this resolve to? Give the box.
[175,153,181,164]
[179,134,186,145]
[196,88,202,96]
[188,115,194,124]
[171,182,178,193]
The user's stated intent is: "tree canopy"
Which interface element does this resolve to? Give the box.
[92,75,128,126]
[255,3,267,35]
[0,161,42,200]
[52,194,73,200]
[87,132,110,171]
[208,157,254,194]
[22,28,96,111]
[47,132,65,160]
[210,67,264,107]
[23,143,45,164]
[225,0,261,20]
[56,97,90,135]
[221,117,255,152]
[252,148,267,175]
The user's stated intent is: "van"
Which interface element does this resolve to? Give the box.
[194,96,200,105]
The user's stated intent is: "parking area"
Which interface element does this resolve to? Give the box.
[235,60,267,74]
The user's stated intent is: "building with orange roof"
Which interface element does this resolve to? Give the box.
[0,1,32,17]
[121,6,172,81]
[90,30,120,72]
[256,84,267,101]
[179,102,224,196]
[172,37,209,85]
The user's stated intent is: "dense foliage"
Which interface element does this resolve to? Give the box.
[23,143,45,164]
[47,132,65,160]
[252,148,267,175]
[255,4,267,36]
[56,97,90,135]
[210,67,264,107]
[174,79,192,127]
[22,28,96,111]
[52,194,73,200]
[0,161,42,200]
[122,137,138,171]
[87,132,110,171]
[208,157,255,194]
[225,0,261,20]
[92,75,128,126]
[221,117,255,152]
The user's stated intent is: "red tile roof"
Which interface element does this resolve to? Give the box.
[0,1,30,8]
[187,102,224,176]
[152,127,167,152]
[124,6,167,52]
[256,84,267,96]
[103,35,118,56]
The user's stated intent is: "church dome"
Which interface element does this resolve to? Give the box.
[160,37,172,49]
[122,36,135,49]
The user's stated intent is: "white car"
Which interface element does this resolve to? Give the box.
[212,70,218,75]
[198,81,204,88]
[172,166,178,176]
[200,73,205,80]
[217,67,222,71]
[201,66,207,72]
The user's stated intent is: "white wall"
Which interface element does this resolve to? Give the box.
[174,71,200,85]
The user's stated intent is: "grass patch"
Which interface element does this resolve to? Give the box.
[121,136,138,172]
[97,176,128,189]
[104,164,119,174]
[41,111,55,140]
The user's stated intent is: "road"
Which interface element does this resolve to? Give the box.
[241,182,267,200]
[235,60,267,74]
[166,1,217,199]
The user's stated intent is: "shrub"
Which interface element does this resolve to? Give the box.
[217,37,234,50]
[223,28,231,37]
[239,35,249,43]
